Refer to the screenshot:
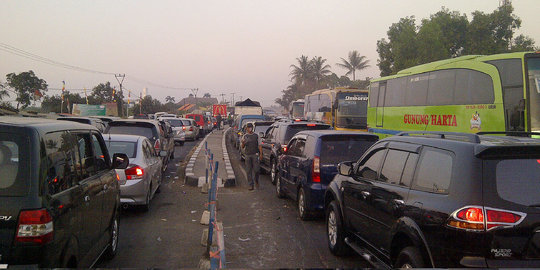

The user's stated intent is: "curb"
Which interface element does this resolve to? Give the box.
[221,127,235,187]
[185,132,211,186]
[184,127,236,187]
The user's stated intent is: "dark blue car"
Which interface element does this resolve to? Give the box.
[276,130,378,220]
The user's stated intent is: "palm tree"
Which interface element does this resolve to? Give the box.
[290,55,313,86]
[165,95,175,103]
[311,56,332,86]
[336,51,370,81]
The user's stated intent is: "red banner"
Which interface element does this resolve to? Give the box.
[212,104,227,117]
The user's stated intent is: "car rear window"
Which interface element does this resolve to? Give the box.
[284,124,330,142]
[182,120,192,125]
[320,136,376,165]
[106,141,137,159]
[496,159,540,206]
[240,118,264,127]
[166,119,184,127]
[107,125,156,141]
[254,125,271,134]
[0,133,30,197]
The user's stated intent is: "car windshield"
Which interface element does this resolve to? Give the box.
[0,133,30,197]
[284,125,330,142]
[495,158,540,206]
[106,141,137,159]
[107,126,155,140]
[254,125,271,134]
[165,119,184,127]
[321,137,376,165]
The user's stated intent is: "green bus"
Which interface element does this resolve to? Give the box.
[367,51,540,138]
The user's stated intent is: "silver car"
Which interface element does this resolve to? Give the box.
[179,118,200,140]
[161,117,187,145]
[104,134,165,211]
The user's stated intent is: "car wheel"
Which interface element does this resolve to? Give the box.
[326,201,351,256]
[395,246,425,268]
[298,188,310,220]
[270,160,277,185]
[103,211,119,260]
[142,186,151,212]
[276,176,285,198]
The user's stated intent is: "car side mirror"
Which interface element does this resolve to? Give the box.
[112,153,129,169]
[338,161,353,176]
[159,150,168,157]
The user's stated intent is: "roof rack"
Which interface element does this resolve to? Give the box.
[476,131,540,137]
[396,131,481,143]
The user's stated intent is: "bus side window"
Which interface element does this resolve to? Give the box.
[369,83,379,107]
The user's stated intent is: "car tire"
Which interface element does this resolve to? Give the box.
[395,246,425,268]
[326,201,351,256]
[103,211,119,260]
[270,160,277,185]
[142,186,151,212]
[298,188,310,220]
[276,176,285,198]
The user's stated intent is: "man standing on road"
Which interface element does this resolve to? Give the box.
[241,123,262,190]
[216,113,222,130]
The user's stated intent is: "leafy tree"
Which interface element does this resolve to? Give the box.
[131,95,165,115]
[6,70,47,109]
[41,91,86,113]
[0,82,9,101]
[90,82,118,103]
[511,34,537,51]
[377,4,536,76]
[203,93,211,98]
[336,50,370,81]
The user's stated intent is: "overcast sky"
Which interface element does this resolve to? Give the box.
[1,0,538,107]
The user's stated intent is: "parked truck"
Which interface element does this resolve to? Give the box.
[234,98,263,115]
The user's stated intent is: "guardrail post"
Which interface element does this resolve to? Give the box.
[207,162,219,263]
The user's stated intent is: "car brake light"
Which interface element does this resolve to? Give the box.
[154,139,160,152]
[312,156,320,183]
[281,144,287,153]
[116,172,120,181]
[486,209,524,229]
[307,124,316,127]
[190,126,194,131]
[125,165,144,180]
[447,206,526,231]
[16,209,53,244]
[295,119,301,122]
[182,126,186,130]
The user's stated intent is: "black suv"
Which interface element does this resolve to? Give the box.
[0,116,129,267]
[325,131,540,268]
[260,120,330,183]
[106,119,174,171]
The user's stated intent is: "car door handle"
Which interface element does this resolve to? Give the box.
[84,195,90,202]
[360,191,370,198]
[393,199,404,205]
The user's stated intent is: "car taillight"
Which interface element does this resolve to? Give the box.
[189,126,194,131]
[312,156,320,183]
[447,206,526,231]
[125,165,144,180]
[281,144,287,153]
[307,124,316,127]
[182,126,186,130]
[154,139,160,152]
[116,172,120,181]
[16,209,53,244]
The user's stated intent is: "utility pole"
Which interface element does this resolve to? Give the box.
[190,88,199,106]
[230,92,236,106]
[115,74,125,117]
[219,93,226,104]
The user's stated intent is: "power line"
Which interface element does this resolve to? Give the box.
[0,43,115,75]
[0,42,197,91]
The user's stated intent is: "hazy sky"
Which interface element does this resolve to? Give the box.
[1,0,539,107]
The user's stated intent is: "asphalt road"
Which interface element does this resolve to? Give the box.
[96,140,208,268]
[96,130,369,268]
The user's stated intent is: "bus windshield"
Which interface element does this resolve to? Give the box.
[528,56,540,131]
[336,92,368,129]
[291,102,304,118]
